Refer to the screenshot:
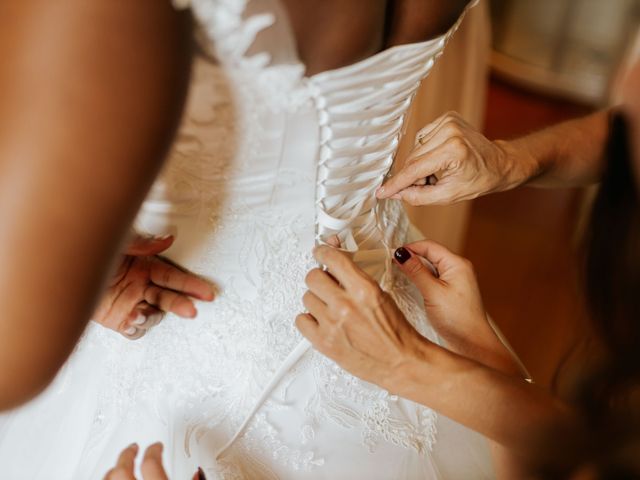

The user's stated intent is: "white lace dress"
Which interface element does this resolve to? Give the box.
[0,1,493,478]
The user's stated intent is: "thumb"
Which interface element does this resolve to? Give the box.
[125,234,174,256]
[393,246,440,299]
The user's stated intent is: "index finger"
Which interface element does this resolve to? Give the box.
[104,444,138,480]
[141,443,169,480]
[376,148,442,199]
[116,443,139,472]
[149,257,215,301]
[312,245,369,291]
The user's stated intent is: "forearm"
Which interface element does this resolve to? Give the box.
[498,109,610,189]
[390,340,574,452]
[0,0,192,410]
[441,318,525,379]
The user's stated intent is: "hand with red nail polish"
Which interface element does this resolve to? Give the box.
[393,240,521,376]
[297,243,570,451]
[92,233,215,340]
[296,243,434,392]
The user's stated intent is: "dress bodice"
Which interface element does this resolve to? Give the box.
[122,1,491,477]
[139,0,472,279]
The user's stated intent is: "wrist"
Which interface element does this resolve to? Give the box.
[494,139,543,189]
[442,323,525,378]
[385,337,443,398]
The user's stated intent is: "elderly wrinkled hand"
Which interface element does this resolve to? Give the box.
[296,244,432,390]
[93,234,215,340]
[376,111,538,205]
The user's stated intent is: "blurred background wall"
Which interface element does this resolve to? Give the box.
[403,0,640,387]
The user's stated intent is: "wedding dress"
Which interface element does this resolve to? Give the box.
[0,1,494,478]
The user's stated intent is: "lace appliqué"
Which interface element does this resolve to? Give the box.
[187,0,312,113]
[300,279,438,457]
[215,411,325,480]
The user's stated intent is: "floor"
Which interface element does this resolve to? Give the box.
[462,75,593,387]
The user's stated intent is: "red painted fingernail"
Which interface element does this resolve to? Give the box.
[394,247,411,264]
[198,467,207,480]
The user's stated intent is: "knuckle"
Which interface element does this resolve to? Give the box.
[295,313,309,330]
[333,299,354,320]
[324,328,338,349]
[404,258,424,276]
[304,268,321,286]
[161,267,173,287]
[313,245,331,263]
[447,135,466,151]
[405,160,421,178]
[441,120,461,137]
[354,280,383,304]
[144,286,158,304]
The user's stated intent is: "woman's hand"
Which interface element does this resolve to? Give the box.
[298,245,566,448]
[296,245,432,390]
[93,235,214,340]
[392,241,521,376]
[104,443,205,480]
[376,111,539,205]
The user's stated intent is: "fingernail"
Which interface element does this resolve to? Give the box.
[124,326,137,336]
[198,467,207,480]
[129,443,139,452]
[133,314,147,326]
[394,247,411,264]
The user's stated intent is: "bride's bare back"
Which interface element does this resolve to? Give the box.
[282,0,468,75]
[0,0,467,409]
